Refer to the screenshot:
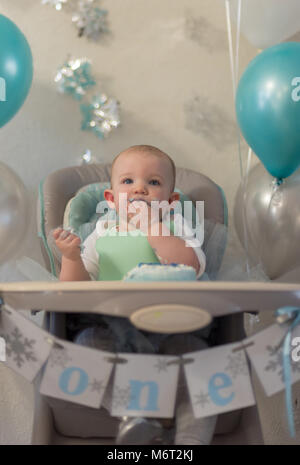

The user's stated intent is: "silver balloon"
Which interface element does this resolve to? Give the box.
[234,162,300,280]
[0,162,30,265]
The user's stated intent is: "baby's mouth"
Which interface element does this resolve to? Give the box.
[128,198,151,206]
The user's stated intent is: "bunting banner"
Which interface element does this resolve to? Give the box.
[40,337,114,408]
[1,305,300,422]
[0,306,53,382]
[111,353,180,418]
[245,323,300,397]
[183,341,255,418]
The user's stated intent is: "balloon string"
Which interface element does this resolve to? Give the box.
[241,148,252,276]
[225,0,243,179]
[226,0,252,277]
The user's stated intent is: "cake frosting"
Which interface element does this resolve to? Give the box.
[123,263,197,281]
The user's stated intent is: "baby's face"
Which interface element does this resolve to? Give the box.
[104,151,178,214]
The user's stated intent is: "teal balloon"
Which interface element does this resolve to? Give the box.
[0,15,33,128]
[236,42,300,179]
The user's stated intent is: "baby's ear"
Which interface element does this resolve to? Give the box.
[169,192,180,203]
[103,189,115,209]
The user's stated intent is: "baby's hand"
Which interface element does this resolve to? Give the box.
[52,228,81,261]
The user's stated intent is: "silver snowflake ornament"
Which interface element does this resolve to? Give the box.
[72,0,109,41]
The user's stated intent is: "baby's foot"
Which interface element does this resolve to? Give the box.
[116,417,164,445]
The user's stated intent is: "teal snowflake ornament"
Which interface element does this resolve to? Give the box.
[80,93,120,139]
[54,57,96,100]
[72,0,109,41]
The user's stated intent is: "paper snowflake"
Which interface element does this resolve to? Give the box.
[1,327,37,368]
[55,57,96,100]
[80,93,120,139]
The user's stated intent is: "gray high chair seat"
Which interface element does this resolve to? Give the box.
[35,163,263,445]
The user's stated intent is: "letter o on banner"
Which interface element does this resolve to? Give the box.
[59,366,89,396]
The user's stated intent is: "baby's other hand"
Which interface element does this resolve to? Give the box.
[52,228,81,261]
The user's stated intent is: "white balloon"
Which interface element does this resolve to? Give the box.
[0,162,30,264]
[229,0,300,49]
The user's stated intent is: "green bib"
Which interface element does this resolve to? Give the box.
[95,222,175,281]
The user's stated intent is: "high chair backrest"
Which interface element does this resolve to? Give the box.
[38,163,228,277]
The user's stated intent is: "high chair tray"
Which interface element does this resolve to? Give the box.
[0,281,299,314]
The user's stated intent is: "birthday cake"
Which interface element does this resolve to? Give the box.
[123,263,197,281]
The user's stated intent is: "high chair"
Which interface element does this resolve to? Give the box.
[31,162,268,445]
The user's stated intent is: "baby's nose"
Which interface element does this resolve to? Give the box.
[134,182,147,194]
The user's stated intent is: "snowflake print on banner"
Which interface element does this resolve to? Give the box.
[3,326,37,368]
[47,345,72,369]
[0,306,53,382]
[265,343,300,383]
[225,351,249,379]
[245,323,300,397]
[40,337,114,408]
[153,358,170,373]
[194,391,211,408]
[112,385,133,410]
[89,378,106,394]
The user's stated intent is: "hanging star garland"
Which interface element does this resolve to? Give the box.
[80,93,120,139]
[54,57,96,100]
[72,0,109,41]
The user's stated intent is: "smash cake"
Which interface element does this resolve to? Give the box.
[123,263,197,281]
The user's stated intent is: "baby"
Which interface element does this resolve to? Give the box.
[53,145,216,445]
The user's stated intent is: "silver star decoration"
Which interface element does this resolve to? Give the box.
[0,327,37,368]
[48,346,72,369]
[194,391,210,408]
[89,378,105,394]
[153,358,169,373]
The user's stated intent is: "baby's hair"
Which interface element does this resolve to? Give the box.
[110,145,176,191]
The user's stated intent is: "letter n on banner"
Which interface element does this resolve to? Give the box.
[183,342,256,418]
[111,354,180,418]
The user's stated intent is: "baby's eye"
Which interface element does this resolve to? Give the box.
[123,178,133,184]
[149,179,160,185]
